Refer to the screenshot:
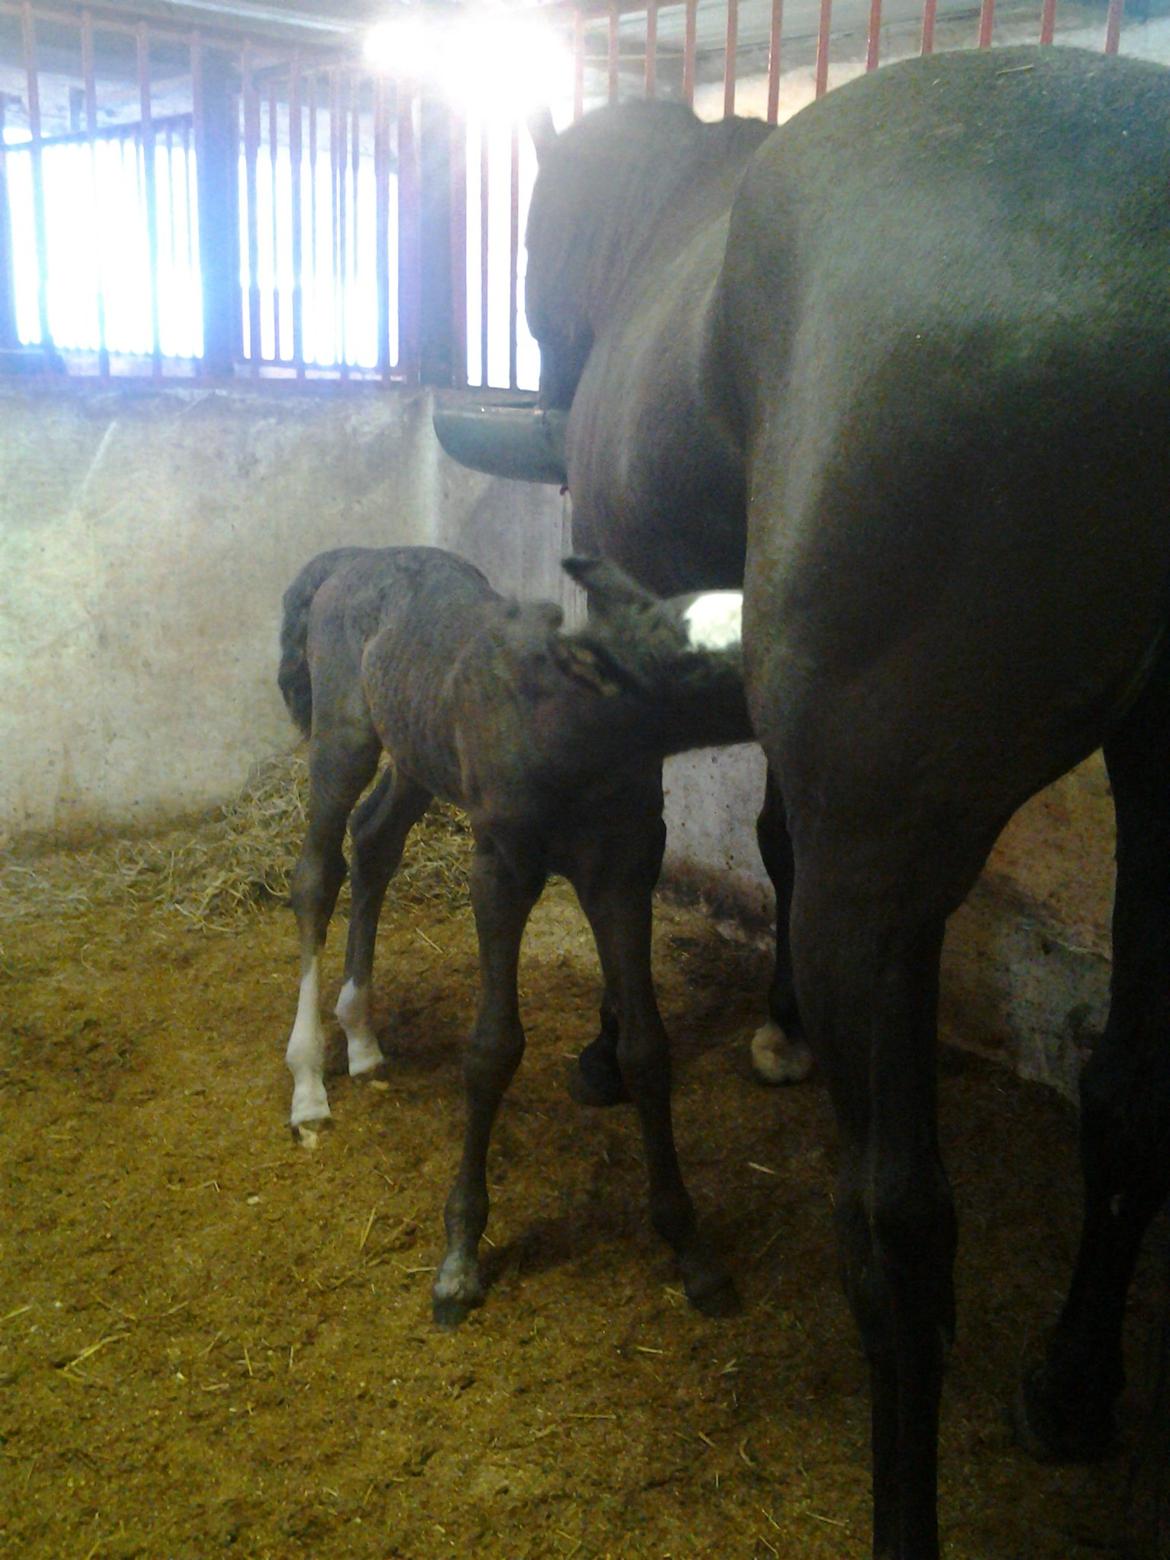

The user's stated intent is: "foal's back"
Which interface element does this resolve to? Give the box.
[307,547,498,793]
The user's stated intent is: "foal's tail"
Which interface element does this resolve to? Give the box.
[278,547,368,737]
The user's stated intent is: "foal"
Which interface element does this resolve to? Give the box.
[278,545,751,1325]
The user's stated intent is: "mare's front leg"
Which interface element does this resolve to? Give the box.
[335,766,432,1077]
[433,837,541,1328]
[572,805,737,1315]
[751,765,814,1086]
[286,735,380,1133]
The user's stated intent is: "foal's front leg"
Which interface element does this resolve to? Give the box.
[433,838,541,1328]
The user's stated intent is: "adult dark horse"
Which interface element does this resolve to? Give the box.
[523,44,1170,1560]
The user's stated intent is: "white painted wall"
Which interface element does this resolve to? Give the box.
[0,382,573,837]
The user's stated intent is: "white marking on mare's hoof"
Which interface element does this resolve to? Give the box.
[684,591,743,652]
[750,1019,813,1085]
[335,979,385,1077]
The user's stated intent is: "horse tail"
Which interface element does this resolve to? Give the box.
[278,547,365,737]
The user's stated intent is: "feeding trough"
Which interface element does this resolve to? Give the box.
[433,394,568,486]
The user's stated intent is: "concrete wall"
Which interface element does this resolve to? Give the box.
[0,381,573,838]
[0,380,1114,1097]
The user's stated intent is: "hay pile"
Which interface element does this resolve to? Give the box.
[0,751,472,935]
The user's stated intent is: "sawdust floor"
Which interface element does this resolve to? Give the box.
[0,874,1162,1559]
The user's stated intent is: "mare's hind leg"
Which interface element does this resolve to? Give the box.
[286,735,379,1131]
[751,765,814,1086]
[571,806,737,1315]
[335,767,432,1077]
[433,837,542,1327]
[1020,660,1170,1460]
[785,833,972,1560]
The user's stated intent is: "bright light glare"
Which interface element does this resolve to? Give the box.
[365,11,570,120]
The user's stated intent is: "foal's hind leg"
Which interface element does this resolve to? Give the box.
[433,837,542,1327]
[335,767,432,1077]
[1020,662,1170,1460]
[751,765,814,1086]
[286,735,379,1131]
[571,808,737,1315]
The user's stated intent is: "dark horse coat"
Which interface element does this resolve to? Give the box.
[523,44,1170,1560]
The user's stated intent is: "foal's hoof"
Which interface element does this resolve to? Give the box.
[290,1116,333,1150]
[432,1258,485,1330]
[1012,1363,1117,1463]
[567,1038,629,1108]
[432,1291,483,1330]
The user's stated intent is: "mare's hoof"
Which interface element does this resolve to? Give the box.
[683,1261,741,1318]
[567,1039,629,1108]
[750,1021,813,1086]
[290,1116,333,1149]
[1012,1364,1117,1463]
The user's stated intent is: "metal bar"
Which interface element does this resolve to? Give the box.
[766,0,783,123]
[479,118,489,386]
[866,0,882,69]
[268,81,280,360]
[607,0,619,103]
[242,43,261,372]
[0,0,335,46]
[724,0,738,117]
[21,112,192,152]
[336,69,349,379]
[351,75,361,368]
[920,0,937,53]
[0,97,17,352]
[137,23,161,375]
[683,0,696,106]
[330,69,341,371]
[397,79,419,378]
[448,103,467,387]
[644,0,657,98]
[290,54,305,377]
[1039,0,1057,44]
[308,72,318,363]
[352,76,361,357]
[82,9,110,377]
[978,0,995,46]
[373,73,390,380]
[166,124,179,276]
[814,0,832,98]
[573,9,585,121]
[1103,0,1124,52]
[21,1,52,350]
[508,121,518,391]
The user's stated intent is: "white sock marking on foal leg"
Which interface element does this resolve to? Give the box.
[285,957,331,1126]
[336,979,384,1076]
[683,592,743,653]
